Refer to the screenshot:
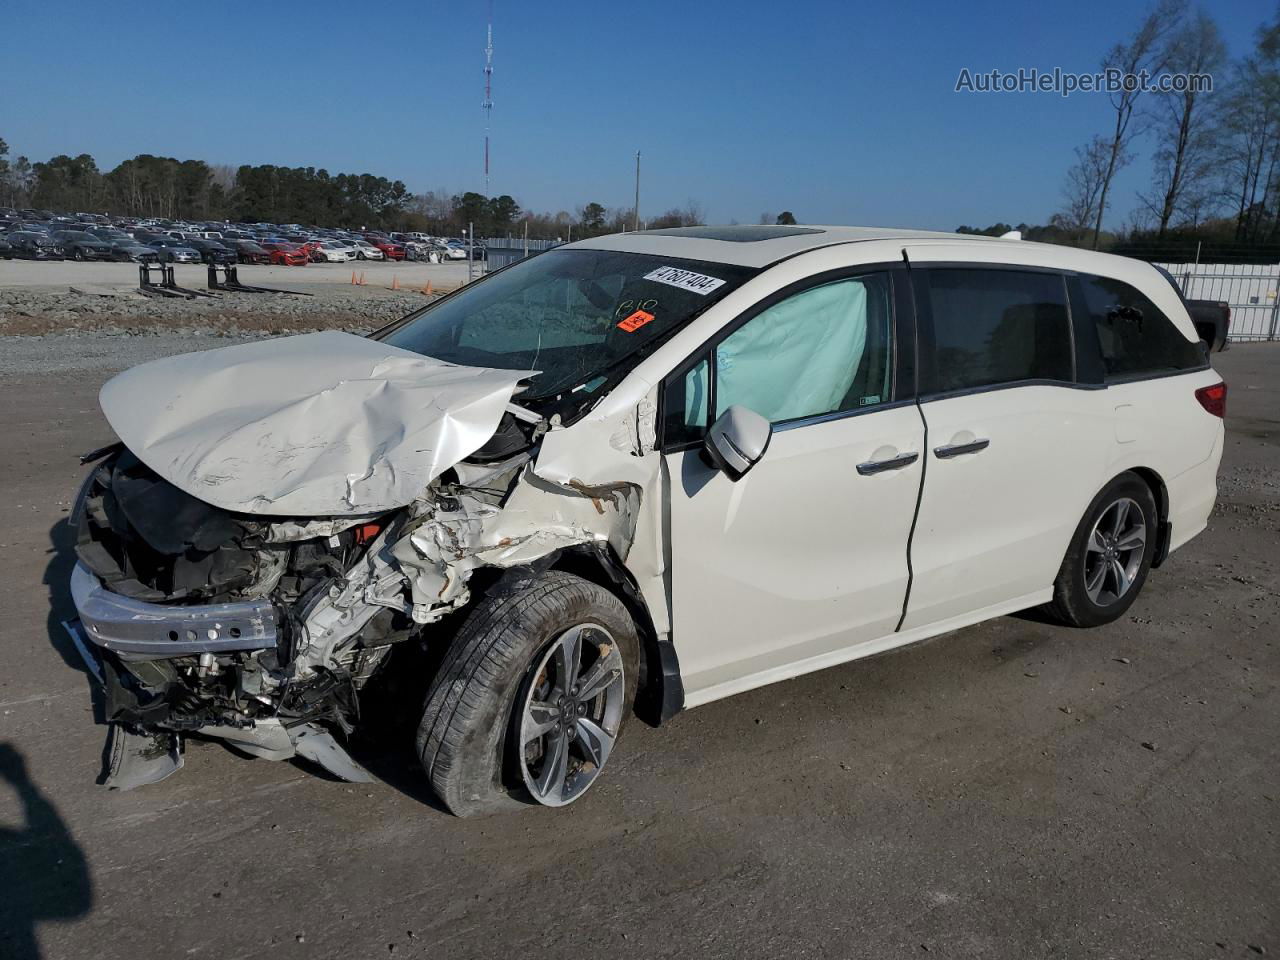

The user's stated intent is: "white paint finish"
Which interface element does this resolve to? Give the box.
[667,405,925,700]
[619,234,1224,708]
[903,386,1110,630]
[572,226,964,268]
[682,588,1051,708]
[1101,371,1223,483]
[1165,432,1220,553]
[99,331,532,515]
[1114,404,1137,443]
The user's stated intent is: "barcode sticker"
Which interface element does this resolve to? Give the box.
[644,266,725,295]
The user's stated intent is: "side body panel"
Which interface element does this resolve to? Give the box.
[667,404,925,702]
[900,242,1223,629]
[903,385,1110,630]
[593,238,1223,710]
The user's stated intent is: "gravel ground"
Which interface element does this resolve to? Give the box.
[0,257,473,337]
[0,257,474,292]
[0,287,432,338]
[0,339,1275,960]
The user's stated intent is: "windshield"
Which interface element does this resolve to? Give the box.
[381,248,756,400]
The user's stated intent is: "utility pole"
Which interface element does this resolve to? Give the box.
[482,1,494,195]
[633,151,641,232]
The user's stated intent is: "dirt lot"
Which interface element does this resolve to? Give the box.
[0,337,1275,960]
[0,258,473,336]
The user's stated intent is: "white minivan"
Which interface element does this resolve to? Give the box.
[67,225,1224,814]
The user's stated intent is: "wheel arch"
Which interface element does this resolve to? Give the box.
[1116,465,1172,568]
[548,544,685,727]
[464,544,685,727]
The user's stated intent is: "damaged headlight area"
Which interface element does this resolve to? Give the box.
[66,446,416,786]
[65,436,644,791]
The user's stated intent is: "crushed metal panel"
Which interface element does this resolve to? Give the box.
[99,331,535,516]
[530,384,671,633]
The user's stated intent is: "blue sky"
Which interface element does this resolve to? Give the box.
[4,0,1269,228]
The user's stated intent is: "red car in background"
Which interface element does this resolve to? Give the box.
[297,240,327,262]
[260,242,309,266]
[363,235,406,261]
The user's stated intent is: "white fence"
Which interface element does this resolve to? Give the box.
[1155,262,1280,342]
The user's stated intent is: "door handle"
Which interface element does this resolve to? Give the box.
[934,438,990,459]
[856,451,920,476]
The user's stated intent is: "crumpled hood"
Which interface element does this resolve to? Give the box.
[99,331,533,516]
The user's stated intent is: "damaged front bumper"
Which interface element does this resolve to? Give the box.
[67,565,372,790]
[70,561,277,657]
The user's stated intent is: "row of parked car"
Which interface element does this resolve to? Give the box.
[0,208,483,267]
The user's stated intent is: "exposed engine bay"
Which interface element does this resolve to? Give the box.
[64,331,668,790]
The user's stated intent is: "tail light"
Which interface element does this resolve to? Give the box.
[1195,382,1227,418]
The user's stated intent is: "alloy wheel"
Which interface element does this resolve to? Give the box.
[518,622,625,807]
[1083,497,1147,606]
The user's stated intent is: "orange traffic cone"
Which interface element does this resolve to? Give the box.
[391,275,400,291]
[359,272,366,286]
[351,271,357,285]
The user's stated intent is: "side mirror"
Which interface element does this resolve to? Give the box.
[702,405,772,480]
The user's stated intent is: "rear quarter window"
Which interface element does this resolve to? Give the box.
[1073,273,1205,380]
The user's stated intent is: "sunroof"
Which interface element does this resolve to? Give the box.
[639,225,826,242]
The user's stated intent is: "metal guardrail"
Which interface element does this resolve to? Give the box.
[1156,261,1280,342]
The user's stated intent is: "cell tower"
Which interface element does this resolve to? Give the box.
[482,1,494,194]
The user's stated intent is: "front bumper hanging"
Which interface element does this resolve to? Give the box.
[70,561,276,657]
[65,569,372,790]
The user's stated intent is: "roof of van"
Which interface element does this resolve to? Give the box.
[570,224,991,268]
[568,224,1168,277]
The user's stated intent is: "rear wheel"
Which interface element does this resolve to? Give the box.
[417,571,640,816]
[1044,473,1157,627]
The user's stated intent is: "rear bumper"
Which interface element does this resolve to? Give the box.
[1166,430,1223,555]
[70,561,277,657]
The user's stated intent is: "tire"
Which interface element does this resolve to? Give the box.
[71,248,83,261]
[1043,472,1158,628]
[417,571,640,817]
[357,251,366,260]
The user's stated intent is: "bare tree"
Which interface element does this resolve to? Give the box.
[1217,55,1280,242]
[1089,0,1187,248]
[1057,136,1119,245]
[1138,10,1226,235]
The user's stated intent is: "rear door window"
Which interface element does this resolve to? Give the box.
[917,268,1074,394]
[1073,273,1205,380]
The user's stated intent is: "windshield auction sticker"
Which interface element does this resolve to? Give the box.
[644,266,725,295]
[618,309,655,332]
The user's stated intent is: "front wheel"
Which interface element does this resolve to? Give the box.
[417,571,640,816]
[1044,472,1158,628]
